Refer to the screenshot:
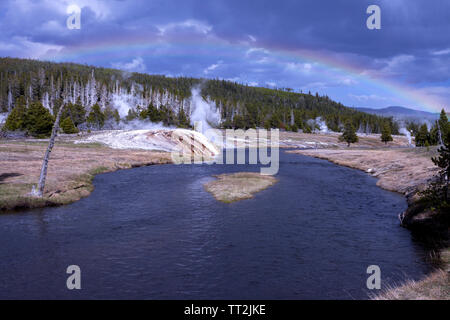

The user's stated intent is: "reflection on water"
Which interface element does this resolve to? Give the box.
[0,150,431,299]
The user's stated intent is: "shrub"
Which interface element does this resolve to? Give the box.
[2,96,27,132]
[87,104,105,129]
[381,123,393,144]
[23,102,55,137]
[339,120,358,146]
[60,117,79,134]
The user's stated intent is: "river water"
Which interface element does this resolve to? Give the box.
[0,150,431,299]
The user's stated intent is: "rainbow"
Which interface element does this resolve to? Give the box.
[43,34,446,114]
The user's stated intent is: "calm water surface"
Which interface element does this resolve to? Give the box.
[0,150,431,299]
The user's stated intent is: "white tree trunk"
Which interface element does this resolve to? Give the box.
[31,104,66,197]
[436,120,444,146]
[7,86,13,111]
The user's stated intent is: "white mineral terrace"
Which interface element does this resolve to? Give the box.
[76,129,219,157]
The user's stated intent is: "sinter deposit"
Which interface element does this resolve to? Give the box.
[76,129,219,157]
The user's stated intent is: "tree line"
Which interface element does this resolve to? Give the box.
[0,57,398,137]
[405,110,450,147]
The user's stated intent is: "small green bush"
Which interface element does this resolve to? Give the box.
[60,117,79,134]
[23,101,55,137]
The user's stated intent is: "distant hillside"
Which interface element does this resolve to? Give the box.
[0,57,393,133]
[356,106,440,122]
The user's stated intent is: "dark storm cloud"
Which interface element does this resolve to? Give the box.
[3,1,449,55]
[93,0,450,58]
[0,0,449,109]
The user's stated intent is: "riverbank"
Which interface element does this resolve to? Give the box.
[0,140,172,211]
[288,146,449,300]
[204,172,278,203]
[1,130,409,212]
[225,130,410,149]
[277,131,410,149]
[287,147,447,235]
[374,248,449,300]
[287,147,439,194]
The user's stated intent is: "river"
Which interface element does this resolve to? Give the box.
[0,150,431,299]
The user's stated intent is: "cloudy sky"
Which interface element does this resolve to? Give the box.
[0,0,449,112]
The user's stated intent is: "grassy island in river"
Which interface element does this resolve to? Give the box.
[204,172,278,203]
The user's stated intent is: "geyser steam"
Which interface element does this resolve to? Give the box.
[0,113,7,124]
[399,128,413,146]
[189,87,221,144]
[77,86,222,157]
[307,117,329,133]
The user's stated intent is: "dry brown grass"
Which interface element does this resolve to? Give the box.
[288,147,438,195]
[0,140,172,211]
[373,270,449,300]
[221,130,410,149]
[278,131,410,149]
[204,172,278,203]
[374,248,450,300]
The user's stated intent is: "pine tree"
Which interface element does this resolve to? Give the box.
[233,114,246,128]
[87,104,105,129]
[104,106,119,124]
[60,116,79,134]
[139,107,148,120]
[159,105,175,126]
[339,120,358,147]
[147,103,161,122]
[177,107,190,128]
[69,98,87,126]
[415,124,430,147]
[303,123,312,133]
[126,109,139,121]
[2,96,27,131]
[429,124,440,145]
[113,109,120,123]
[269,113,281,128]
[422,131,450,209]
[431,132,450,203]
[381,123,393,144]
[438,108,449,144]
[23,101,55,137]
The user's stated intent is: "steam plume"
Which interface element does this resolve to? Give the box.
[399,127,413,146]
[189,87,221,143]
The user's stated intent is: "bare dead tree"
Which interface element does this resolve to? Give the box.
[436,120,444,146]
[31,104,66,197]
